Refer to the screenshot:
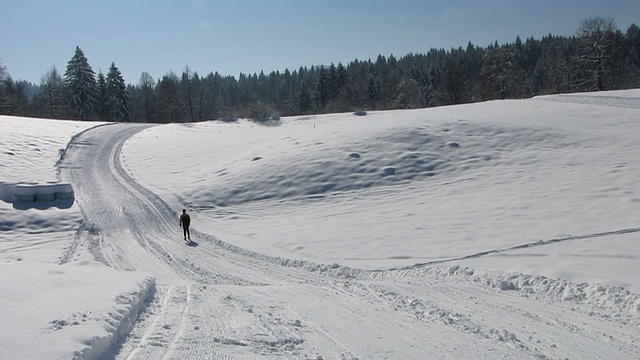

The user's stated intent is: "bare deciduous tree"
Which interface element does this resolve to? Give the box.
[575,17,618,91]
[138,71,156,122]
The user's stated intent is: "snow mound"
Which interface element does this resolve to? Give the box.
[433,265,640,326]
[187,119,569,207]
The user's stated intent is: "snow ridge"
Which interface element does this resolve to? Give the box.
[76,276,156,360]
[419,265,640,327]
[194,228,640,330]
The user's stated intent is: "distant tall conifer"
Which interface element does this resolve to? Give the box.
[106,62,130,121]
[63,46,98,120]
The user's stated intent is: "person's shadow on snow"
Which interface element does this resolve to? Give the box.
[186,240,199,247]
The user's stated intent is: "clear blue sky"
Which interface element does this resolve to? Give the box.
[2,0,639,85]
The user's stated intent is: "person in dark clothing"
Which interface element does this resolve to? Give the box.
[179,209,191,241]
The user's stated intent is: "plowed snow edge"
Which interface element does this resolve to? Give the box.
[79,276,156,360]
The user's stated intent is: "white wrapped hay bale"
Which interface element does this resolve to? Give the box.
[35,183,58,202]
[55,182,74,201]
[14,184,37,203]
[0,182,16,203]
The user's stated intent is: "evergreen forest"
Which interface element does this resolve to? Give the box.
[1,17,639,123]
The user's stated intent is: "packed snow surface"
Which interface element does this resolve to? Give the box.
[1,90,640,359]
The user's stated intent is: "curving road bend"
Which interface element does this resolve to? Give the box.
[58,123,640,359]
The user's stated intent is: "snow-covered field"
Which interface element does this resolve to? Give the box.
[1,90,640,359]
[0,119,154,359]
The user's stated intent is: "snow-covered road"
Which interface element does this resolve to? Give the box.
[57,121,640,359]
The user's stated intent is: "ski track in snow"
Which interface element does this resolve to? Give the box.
[393,226,640,270]
[535,92,640,109]
[58,111,640,359]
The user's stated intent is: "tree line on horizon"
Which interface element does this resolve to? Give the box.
[0,17,639,123]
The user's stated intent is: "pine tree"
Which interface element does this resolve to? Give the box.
[0,75,16,115]
[315,67,329,109]
[366,77,379,106]
[106,62,130,121]
[96,71,109,120]
[539,42,571,94]
[336,62,347,91]
[297,80,312,113]
[625,24,640,87]
[0,60,12,114]
[482,46,519,99]
[393,78,422,109]
[40,66,64,118]
[437,57,467,104]
[64,46,98,119]
[0,61,7,108]
[327,63,337,98]
[156,71,182,122]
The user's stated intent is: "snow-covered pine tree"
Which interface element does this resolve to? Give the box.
[106,62,130,122]
[64,46,98,120]
[96,71,109,120]
[335,62,347,92]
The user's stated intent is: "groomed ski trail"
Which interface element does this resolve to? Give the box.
[59,123,640,359]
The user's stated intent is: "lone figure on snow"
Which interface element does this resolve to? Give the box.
[179,209,191,241]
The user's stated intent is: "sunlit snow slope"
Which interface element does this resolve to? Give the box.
[124,90,640,290]
[2,90,640,359]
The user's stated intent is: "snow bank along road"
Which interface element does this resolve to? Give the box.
[60,123,640,359]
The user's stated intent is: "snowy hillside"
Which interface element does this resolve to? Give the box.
[1,90,640,359]
[125,91,640,289]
